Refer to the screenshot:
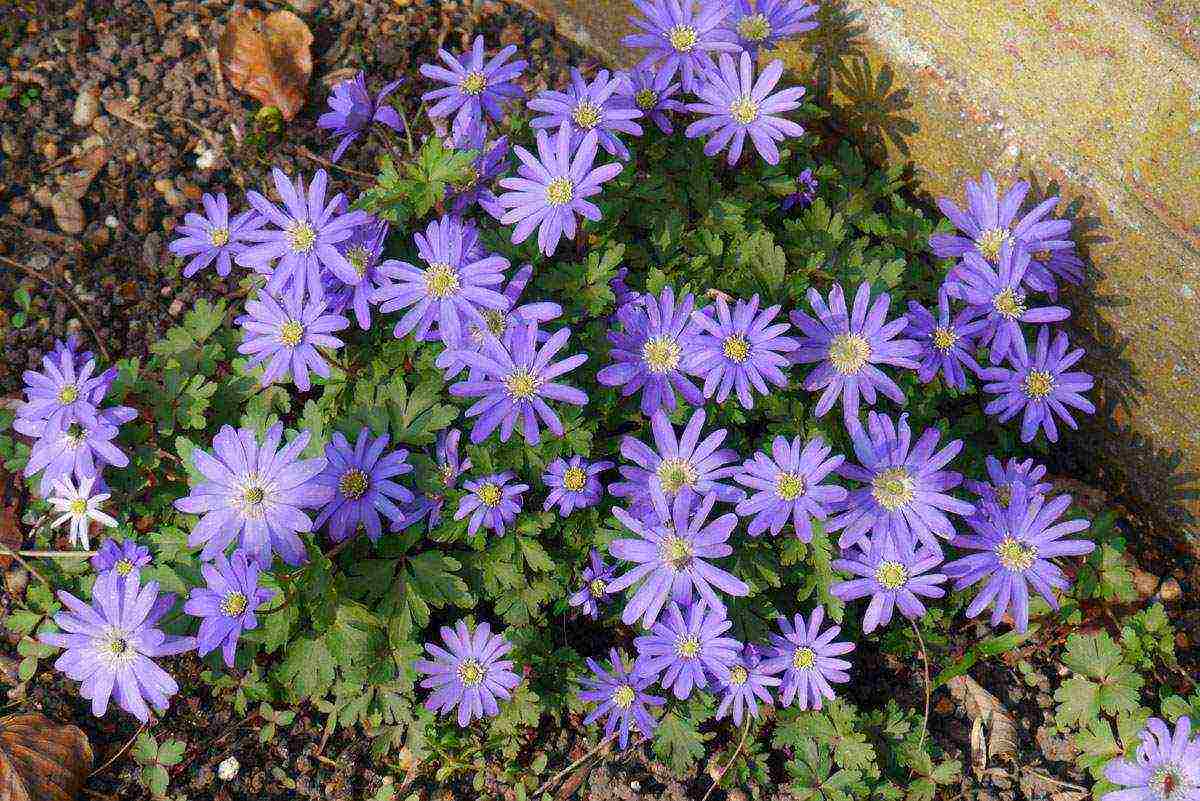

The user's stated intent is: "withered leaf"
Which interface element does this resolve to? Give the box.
[0,504,21,570]
[218,9,313,121]
[0,713,93,801]
[947,674,1019,773]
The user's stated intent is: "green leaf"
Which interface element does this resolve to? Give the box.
[653,710,709,775]
[1054,633,1143,728]
[274,636,336,701]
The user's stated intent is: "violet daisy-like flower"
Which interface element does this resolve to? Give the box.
[401,429,473,531]
[726,0,819,54]
[317,71,404,163]
[981,326,1095,443]
[780,167,819,211]
[789,281,921,428]
[415,620,522,727]
[237,292,349,392]
[446,321,588,445]
[373,214,510,347]
[633,599,740,700]
[1027,241,1086,300]
[48,335,95,375]
[831,537,948,634]
[174,424,331,568]
[168,192,263,278]
[734,435,847,539]
[905,287,987,390]
[420,36,527,138]
[48,475,117,549]
[762,606,854,711]
[622,0,739,92]
[238,169,366,302]
[597,286,704,416]
[23,416,130,497]
[530,68,643,161]
[543,456,612,516]
[827,412,974,552]
[610,407,743,519]
[944,484,1093,633]
[184,550,275,668]
[716,643,781,725]
[313,428,415,544]
[1102,716,1200,801]
[579,648,665,748]
[689,294,797,409]
[40,572,194,722]
[448,135,510,219]
[92,538,152,579]
[497,127,623,257]
[608,491,749,629]
[17,348,108,430]
[949,242,1070,365]
[569,548,618,619]
[609,267,642,311]
[322,216,390,331]
[964,455,1052,510]
[456,471,528,537]
[685,52,806,166]
[616,66,685,134]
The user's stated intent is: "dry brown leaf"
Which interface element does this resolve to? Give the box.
[0,504,20,570]
[218,9,313,121]
[0,713,93,801]
[947,674,1018,773]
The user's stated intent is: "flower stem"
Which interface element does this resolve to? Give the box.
[700,716,753,801]
[533,733,617,798]
[910,617,931,753]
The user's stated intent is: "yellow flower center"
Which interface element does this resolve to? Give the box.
[221,592,248,617]
[451,165,480,193]
[563,466,588,492]
[792,646,816,670]
[339,469,369,500]
[210,227,231,247]
[729,96,760,125]
[657,458,698,494]
[572,100,602,130]
[589,578,608,597]
[659,534,694,570]
[1033,249,1052,263]
[828,333,871,375]
[477,482,503,507]
[634,88,658,110]
[69,498,89,515]
[668,24,698,51]
[875,560,909,590]
[995,537,1037,572]
[1150,765,1186,799]
[675,635,702,659]
[1023,369,1055,399]
[737,13,772,41]
[57,385,80,404]
[505,368,540,400]
[108,636,130,656]
[932,326,958,352]
[460,71,487,96]
[115,559,135,576]
[346,246,371,278]
[545,177,574,206]
[642,335,682,373]
[65,423,87,446]
[457,658,485,687]
[992,287,1026,319]
[288,221,317,254]
[425,263,461,298]
[729,665,749,685]
[723,334,751,363]
[776,471,806,501]
[871,467,916,512]
[612,684,636,709]
[279,320,304,347]
[976,228,1010,262]
[243,486,265,506]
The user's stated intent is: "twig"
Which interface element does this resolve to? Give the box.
[172,712,260,775]
[89,722,146,777]
[700,717,753,801]
[532,733,616,798]
[294,145,375,180]
[1021,768,1088,793]
[0,254,112,362]
[19,549,97,558]
[39,150,84,173]
[911,618,931,753]
[0,542,49,586]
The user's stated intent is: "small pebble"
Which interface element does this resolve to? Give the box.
[105,215,119,228]
[217,756,240,781]
[73,90,99,127]
[1159,578,1181,601]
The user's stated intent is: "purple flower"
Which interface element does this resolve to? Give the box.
[237,292,349,392]
[415,620,522,727]
[313,428,415,544]
[616,66,685,134]
[633,600,740,699]
[597,286,704,416]
[238,169,366,302]
[323,216,390,331]
[725,0,819,54]
[569,548,618,619]
[543,456,612,516]
[610,407,743,519]
[831,537,947,633]
[497,127,623,257]
[49,335,94,371]
[789,281,921,428]
[456,471,528,536]
[168,193,263,278]
[929,172,1072,274]
[23,416,130,497]
[964,456,1052,510]
[1102,716,1200,801]
[949,242,1070,365]
[373,215,510,347]
[608,491,749,629]
[174,424,331,568]
[780,167,819,211]
[184,550,275,667]
[448,135,510,219]
[17,349,109,430]
[40,572,194,722]
[905,288,987,390]
[317,71,404,163]
[579,648,665,748]
[689,294,797,408]
[944,484,1093,633]
[685,52,806,165]
[762,607,854,711]
[734,435,847,539]
[446,321,588,445]
[1027,242,1086,300]
[981,326,1095,443]
[91,539,152,579]
[827,412,974,552]
[420,36,526,139]
[529,68,643,161]
[400,429,473,531]
[716,644,781,725]
[622,0,739,93]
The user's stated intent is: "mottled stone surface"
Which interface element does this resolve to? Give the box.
[514,0,1200,528]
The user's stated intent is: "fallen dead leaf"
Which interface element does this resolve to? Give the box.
[947,674,1018,773]
[57,146,110,199]
[0,504,20,570]
[218,9,313,121]
[0,713,93,801]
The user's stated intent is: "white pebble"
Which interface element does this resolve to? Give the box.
[105,215,119,229]
[217,756,240,781]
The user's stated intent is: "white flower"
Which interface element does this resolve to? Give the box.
[217,756,240,781]
[48,475,117,549]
